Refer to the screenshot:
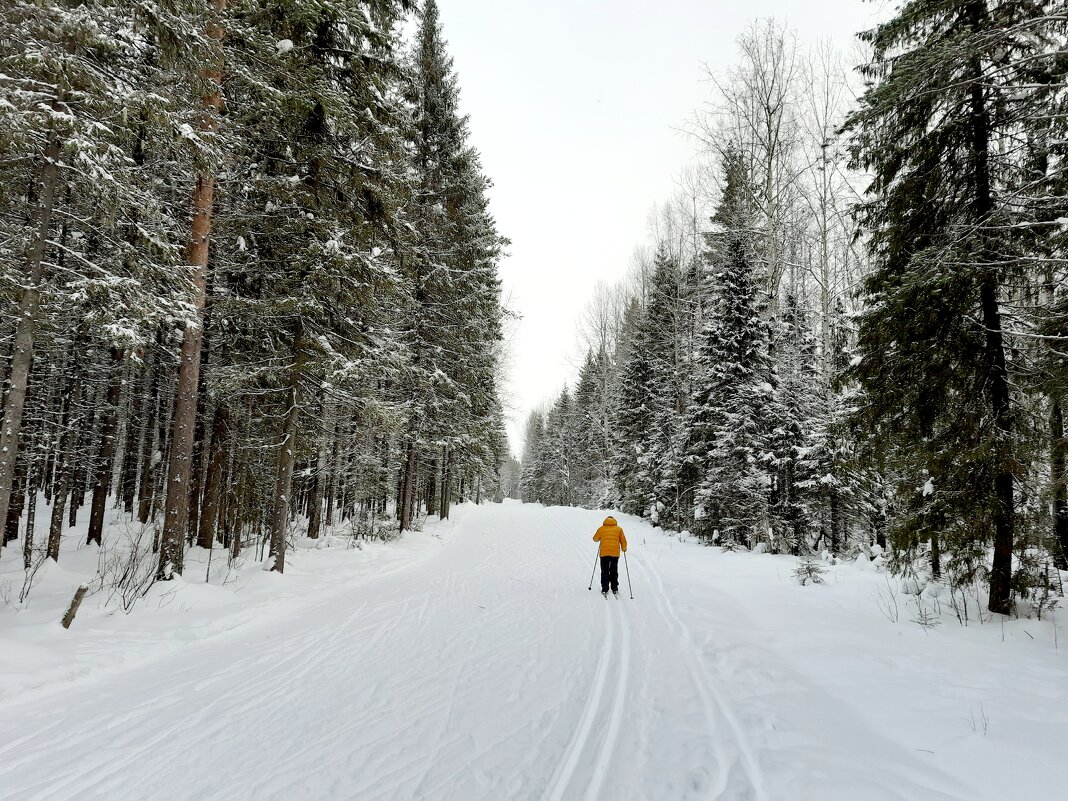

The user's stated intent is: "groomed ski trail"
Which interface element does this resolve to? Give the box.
[0,502,973,801]
[543,506,632,801]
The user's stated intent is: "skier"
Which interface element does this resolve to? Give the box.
[593,516,627,598]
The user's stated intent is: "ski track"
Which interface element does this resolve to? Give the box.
[543,597,613,801]
[640,547,767,800]
[0,502,980,801]
[583,599,630,801]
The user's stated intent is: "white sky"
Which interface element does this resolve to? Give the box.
[436,0,889,455]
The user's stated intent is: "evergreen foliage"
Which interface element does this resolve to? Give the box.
[0,0,509,575]
[517,8,1067,620]
[843,0,1067,613]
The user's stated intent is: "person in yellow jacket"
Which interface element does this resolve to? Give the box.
[593,516,627,598]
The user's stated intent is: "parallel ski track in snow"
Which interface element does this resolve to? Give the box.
[1,505,780,801]
[584,597,630,801]
[541,507,632,801]
[638,547,768,801]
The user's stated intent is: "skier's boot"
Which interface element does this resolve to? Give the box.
[613,590,619,599]
[602,590,608,599]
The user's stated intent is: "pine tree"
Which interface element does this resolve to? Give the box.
[157,0,227,579]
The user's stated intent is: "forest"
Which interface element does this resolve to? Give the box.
[2,3,1067,798]
[0,0,508,587]
[520,5,1068,616]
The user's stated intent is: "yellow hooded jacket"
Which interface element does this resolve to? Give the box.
[593,517,627,557]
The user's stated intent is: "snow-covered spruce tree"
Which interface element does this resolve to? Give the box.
[0,0,198,560]
[520,409,547,503]
[537,389,576,506]
[499,455,522,501]
[203,0,415,572]
[1019,25,1068,571]
[586,348,618,507]
[609,297,648,514]
[610,248,685,522]
[646,245,696,530]
[1044,286,1068,568]
[397,0,506,530]
[568,350,612,507]
[769,293,821,554]
[807,299,870,557]
[0,0,509,579]
[683,149,776,546]
[843,0,1066,613]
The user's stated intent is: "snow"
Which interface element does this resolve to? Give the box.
[276,39,294,54]
[1,502,1065,800]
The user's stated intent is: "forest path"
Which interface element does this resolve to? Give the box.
[0,503,976,800]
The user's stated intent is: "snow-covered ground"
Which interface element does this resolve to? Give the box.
[1,501,1064,800]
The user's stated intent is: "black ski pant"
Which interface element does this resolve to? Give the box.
[600,555,619,593]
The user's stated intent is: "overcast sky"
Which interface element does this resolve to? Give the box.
[436,0,889,455]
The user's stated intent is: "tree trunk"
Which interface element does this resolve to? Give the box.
[47,347,85,562]
[68,405,92,529]
[136,338,162,524]
[399,441,416,532]
[186,279,214,546]
[1050,397,1068,569]
[68,422,87,529]
[48,452,74,563]
[119,359,142,514]
[269,341,302,574]
[186,375,208,546]
[197,402,230,549]
[306,425,328,540]
[0,130,61,538]
[219,449,235,548]
[4,454,26,545]
[965,8,1013,615]
[427,455,438,519]
[977,212,1014,613]
[24,464,38,569]
[157,0,225,579]
[87,348,125,545]
[438,447,449,520]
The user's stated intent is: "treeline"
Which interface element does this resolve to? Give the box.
[0,0,508,578]
[523,4,1068,615]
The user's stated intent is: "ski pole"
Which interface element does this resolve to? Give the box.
[623,551,633,599]
[588,550,598,591]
